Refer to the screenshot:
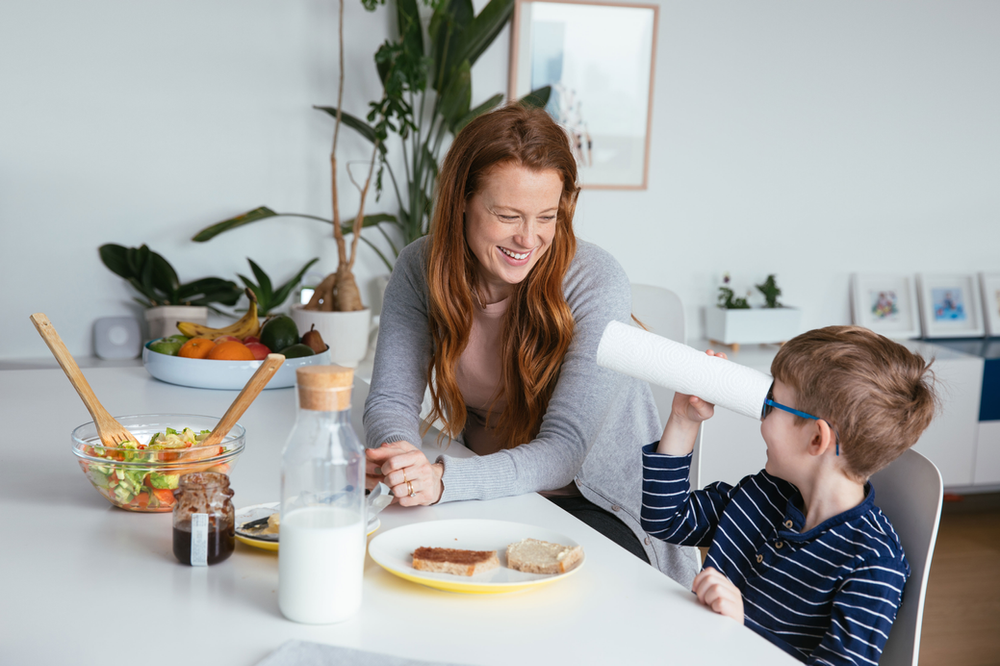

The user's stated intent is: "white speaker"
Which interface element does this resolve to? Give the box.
[94,317,142,360]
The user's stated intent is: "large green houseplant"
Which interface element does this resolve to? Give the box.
[192,0,548,313]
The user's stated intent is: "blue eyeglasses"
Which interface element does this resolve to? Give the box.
[761,388,840,456]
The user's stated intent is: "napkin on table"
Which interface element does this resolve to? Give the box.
[256,640,470,666]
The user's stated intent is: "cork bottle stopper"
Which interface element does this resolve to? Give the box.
[296,365,354,411]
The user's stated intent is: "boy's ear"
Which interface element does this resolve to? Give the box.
[807,420,837,457]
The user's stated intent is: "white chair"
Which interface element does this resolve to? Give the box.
[869,448,944,666]
[630,284,702,490]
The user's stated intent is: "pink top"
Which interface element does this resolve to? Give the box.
[455,297,508,455]
[455,297,579,497]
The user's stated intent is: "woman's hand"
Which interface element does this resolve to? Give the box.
[366,441,444,507]
[692,566,744,623]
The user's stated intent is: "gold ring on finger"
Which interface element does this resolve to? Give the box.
[407,480,415,497]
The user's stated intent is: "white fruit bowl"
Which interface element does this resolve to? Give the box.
[142,343,331,390]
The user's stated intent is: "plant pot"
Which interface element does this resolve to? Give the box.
[290,305,373,368]
[144,305,208,341]
[704,306,802,347]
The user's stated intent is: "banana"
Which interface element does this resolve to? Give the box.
[177,290,260,340]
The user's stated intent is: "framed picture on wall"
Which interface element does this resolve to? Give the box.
[850,274,921,339]
[917,274,985,338]
[509,0,658,189]
[980,272,1000,338]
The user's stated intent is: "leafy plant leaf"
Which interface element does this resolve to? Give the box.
[439,60,472,131]
[237,275,266,312]
[314,107,385,151]
[98,244,132,280]
[271,257,320,312]
[176,278,242,306]
[326,213,400,239]
[126,246,142,277]
[519,85,552,109]
[138,246,155,297]
[396,0,423,62]
[191,207,279,242]
[101,243,240,307]
[422,144,439,184]
[238,257,320,314]
[148,249,180,297]
[452,0,514,69]
[453,92,503,133]
[247,258,274,302]
[126,277,157,305]
[430,0,475,93]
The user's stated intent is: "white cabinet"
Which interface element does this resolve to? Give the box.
[974,422,1000,486]
[689,339,992,492]
[906,341,983,487]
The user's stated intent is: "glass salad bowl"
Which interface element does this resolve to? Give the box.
[71,414,245,513]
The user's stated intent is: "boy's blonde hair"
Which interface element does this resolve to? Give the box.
[771,326,937,481]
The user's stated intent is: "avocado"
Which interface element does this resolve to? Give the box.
[260,315,299,353]
[279,343,316,358]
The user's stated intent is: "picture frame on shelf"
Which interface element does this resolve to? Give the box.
[917,273,985,339]
[509,0,658,189]
[980,272,1000,338]
[851,274,922,339]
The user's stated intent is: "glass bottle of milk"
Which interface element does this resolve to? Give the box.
[279,365,366,624]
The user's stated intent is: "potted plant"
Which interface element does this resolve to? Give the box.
[98,244,242,340]
[190,0,549,365]
[237,257,320,316]
[705,273,802,350]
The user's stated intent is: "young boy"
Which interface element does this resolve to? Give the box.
[641,326,937,665]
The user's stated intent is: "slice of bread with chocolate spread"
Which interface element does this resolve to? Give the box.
[412,547,500,576]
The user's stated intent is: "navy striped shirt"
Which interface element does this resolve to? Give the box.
[641,444,909,665]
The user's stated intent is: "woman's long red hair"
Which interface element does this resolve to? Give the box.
[426,104,579,448]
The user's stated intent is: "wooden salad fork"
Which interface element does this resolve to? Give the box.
[200,353,285,449]
[29,313,139,447]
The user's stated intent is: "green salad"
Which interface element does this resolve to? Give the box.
[80,427,229,511]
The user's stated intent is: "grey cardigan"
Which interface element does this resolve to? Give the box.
[363,237,699,585]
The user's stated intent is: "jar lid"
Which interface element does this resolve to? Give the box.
[178,472,231,488]
[296,365,354,411]
[296,365,354,389]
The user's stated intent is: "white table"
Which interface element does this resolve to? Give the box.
[0,365,796,666]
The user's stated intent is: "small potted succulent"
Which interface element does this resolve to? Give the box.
[705,273,801,350]
[99,244,243,340]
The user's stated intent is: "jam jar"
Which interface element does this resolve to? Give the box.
[172,472,235,566]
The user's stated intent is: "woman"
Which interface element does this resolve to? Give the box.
[363,104,698,584]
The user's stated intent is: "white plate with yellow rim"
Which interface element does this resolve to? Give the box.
[235,502,380,552]
[367,519,584,594]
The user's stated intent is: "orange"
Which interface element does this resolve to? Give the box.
[178,337,216,359]
[206,340,255,361]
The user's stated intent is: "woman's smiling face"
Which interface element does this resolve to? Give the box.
[464,162,563,302]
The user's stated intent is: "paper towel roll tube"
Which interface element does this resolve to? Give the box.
[596,320,774,420]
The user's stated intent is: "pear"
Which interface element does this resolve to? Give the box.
[301,324,328,354]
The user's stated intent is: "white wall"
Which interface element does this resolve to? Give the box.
[2,0,999,359]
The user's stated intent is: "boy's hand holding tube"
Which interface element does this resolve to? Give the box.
[657,349,728,456]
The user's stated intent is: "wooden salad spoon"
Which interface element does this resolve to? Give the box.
[200,353,285,449]
[29,313,139,447]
